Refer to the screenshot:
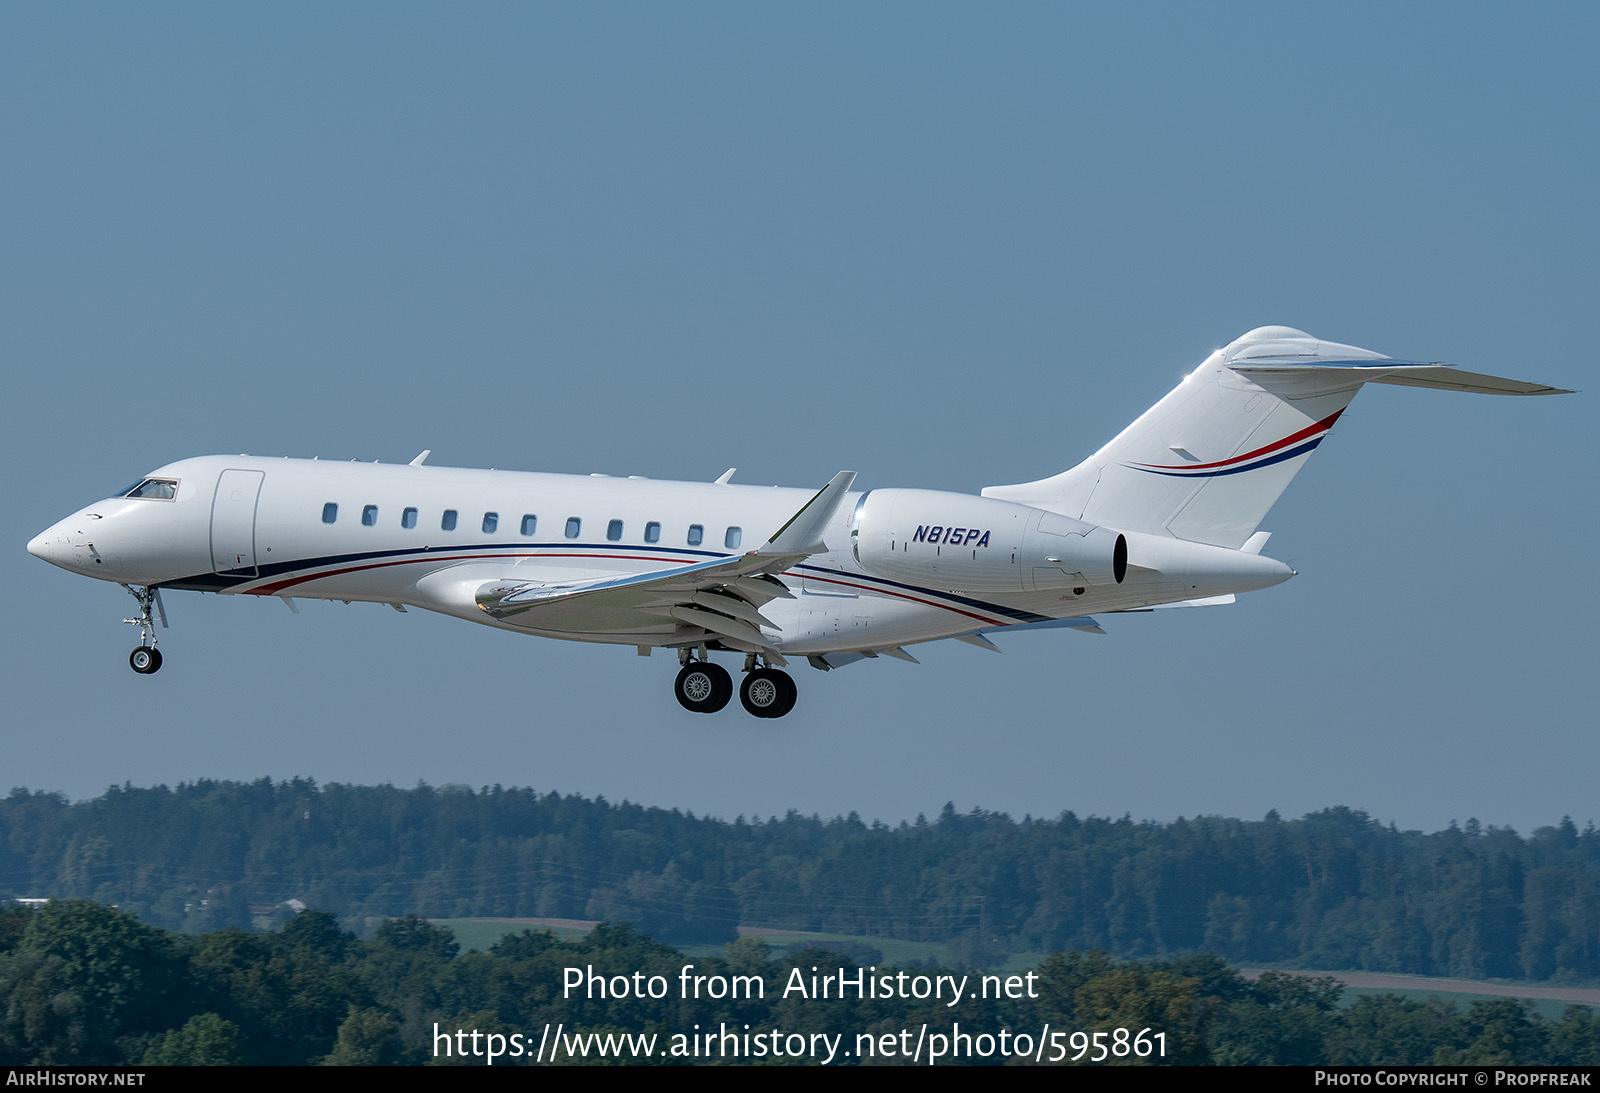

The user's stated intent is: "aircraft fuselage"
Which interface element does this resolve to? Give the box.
[28,454,1290,659]
[29,327,1567,717]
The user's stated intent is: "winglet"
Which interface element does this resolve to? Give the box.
[762,471,857,556]
[409,450,431,466]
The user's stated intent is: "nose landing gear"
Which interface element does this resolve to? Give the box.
[122,585,167,675]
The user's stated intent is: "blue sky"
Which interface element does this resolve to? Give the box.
[5,3,1594,835]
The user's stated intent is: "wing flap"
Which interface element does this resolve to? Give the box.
[665,605,775,650]
[677,590,780,631]
[476,554,753,619]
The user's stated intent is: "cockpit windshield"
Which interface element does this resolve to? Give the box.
[120,478,178,500]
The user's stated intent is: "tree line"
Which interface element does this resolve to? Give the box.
[3,900,1598,1066]
[1,780,1597,981]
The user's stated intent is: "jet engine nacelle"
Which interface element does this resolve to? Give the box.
[849,488,1126,594]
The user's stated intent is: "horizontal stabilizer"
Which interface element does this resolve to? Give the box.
[1231,362,1572,397]
[984,327,1571,552]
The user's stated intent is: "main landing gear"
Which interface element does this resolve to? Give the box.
[739,667,796,719]
[122,584,167,675]
[674,660,732,714]
[673,651,797,718]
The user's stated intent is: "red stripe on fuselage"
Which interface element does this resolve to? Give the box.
[1129,409,1344,471]
[245,549,1011,627]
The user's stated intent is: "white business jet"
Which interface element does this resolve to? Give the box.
[28,327,1568,718]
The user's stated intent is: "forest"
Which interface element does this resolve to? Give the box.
[1,779,1596,983]
[3,900,1598,1065]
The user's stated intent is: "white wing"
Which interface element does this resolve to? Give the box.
[473,471,857,654]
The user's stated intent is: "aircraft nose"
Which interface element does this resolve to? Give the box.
[27,528,63,564]
[28,522,83,571]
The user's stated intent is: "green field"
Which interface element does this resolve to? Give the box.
[433,919,958,964]
[434,918,592,953]
[1336,985,1583,1023]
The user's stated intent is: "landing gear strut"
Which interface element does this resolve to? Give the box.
[122,584,166,675]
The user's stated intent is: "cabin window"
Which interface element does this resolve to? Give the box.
[725,526,742,549]
[124,478,178,501]
[442,509,458,531]
[607,519,623,541]
[565,517,581,539]
[644,522,661,543]
[322,503,338,524]
[362,505,378,527]
[402,507,418,529]
[687,524,704,546]
[520,514,537,536]
[482,512,499,534]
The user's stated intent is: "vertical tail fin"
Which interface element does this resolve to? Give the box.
[983,327,1568,549]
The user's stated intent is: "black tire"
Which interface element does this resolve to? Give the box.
[675,662,732,713]
[740,668,795,718]
[770,669,797,718]
[129,647,160,674]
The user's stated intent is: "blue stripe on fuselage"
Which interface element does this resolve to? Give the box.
[158,542,1052,624]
